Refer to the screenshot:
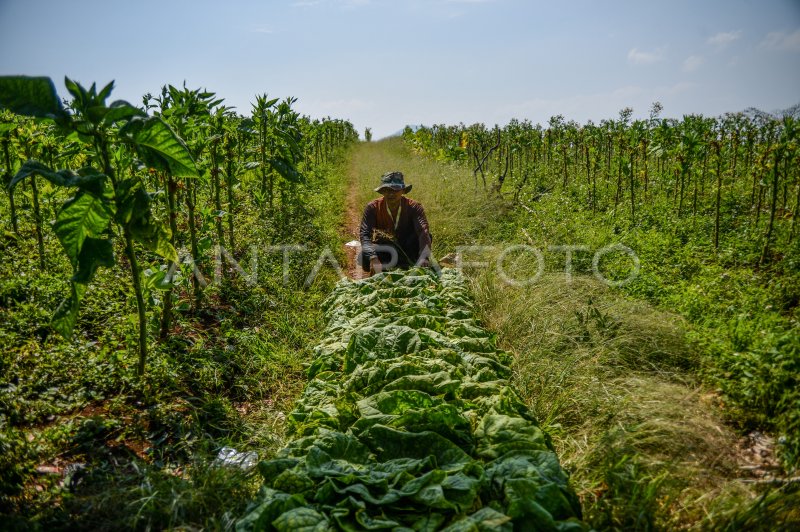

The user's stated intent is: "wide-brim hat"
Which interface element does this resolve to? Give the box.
[375,171,412,193]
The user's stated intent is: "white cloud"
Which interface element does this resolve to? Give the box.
[627,47,664,65]
[707,31,741,48]
[251,25,274,34]
[759,29,800,52]
[683,55,704,72]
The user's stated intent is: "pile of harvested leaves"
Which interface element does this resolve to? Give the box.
[237,268,585,531]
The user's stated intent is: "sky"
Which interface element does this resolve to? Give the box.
[1,0,799,138]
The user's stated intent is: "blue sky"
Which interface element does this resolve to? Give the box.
[1,0,799,138]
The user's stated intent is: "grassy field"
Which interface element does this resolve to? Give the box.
[347,137,799,529]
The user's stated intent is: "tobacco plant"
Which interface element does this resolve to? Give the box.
[0,76,198,375]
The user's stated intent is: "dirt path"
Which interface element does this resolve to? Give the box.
[342,155,365,280]
[340,139,452,280]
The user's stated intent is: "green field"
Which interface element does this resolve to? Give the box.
[1,77,798,530]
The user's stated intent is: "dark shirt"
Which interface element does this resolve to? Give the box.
[359,196,432,268]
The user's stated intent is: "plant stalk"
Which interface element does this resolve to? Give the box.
[2,139,19,234]
[159,172,178,339]
[124,228,148,376]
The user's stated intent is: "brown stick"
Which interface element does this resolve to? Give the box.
[473,128,501,190]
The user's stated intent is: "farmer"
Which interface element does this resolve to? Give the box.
[359,171,432,275]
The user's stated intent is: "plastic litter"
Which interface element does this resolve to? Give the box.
[214,447,258,470]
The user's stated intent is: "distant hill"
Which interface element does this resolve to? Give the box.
[740,103,800,121]
[382,124,424,139]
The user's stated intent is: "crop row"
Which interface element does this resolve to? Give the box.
[407,110,799,265]
[0,76,358,376]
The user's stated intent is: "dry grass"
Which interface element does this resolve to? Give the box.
[469,267,755,528]
[345,137,787,529]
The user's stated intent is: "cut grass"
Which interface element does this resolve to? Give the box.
[471,267,756,529]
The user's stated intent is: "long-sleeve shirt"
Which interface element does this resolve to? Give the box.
[359,196,432,266]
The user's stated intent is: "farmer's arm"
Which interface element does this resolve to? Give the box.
[410,202,433,265]
[359,201,380,265]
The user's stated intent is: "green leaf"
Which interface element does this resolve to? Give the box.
[114,181,177,262]
[51,282,87,338]
[272,507,329,532]
[70,167,112,196]
[236,488,306,532]
[361,425,472,471]
[268,156,303,183]
[474,414,548,460]
[97,80,114,103]
[103,100,145,126]
[114,179,148,225]
[10,160,69,189]
[275,126,302,156]
[484,451,582,521]
[72,237,114,284]
[354,511,401,530]
[308,431,371,465]
[501,479,563,530]
[10,160,109,196]
[129,215,178,263]
[344,325,423,370]
[236,268,585,530]
[64,77,85,106]
[54,191,114,264]
[0,76,67,120]
[114,183,174,260]
[441,508,513,532]
[86,105,110,127]
[121,116,199,177]
[143,266,175,290]
[258,459,301,482]
[272,468,315,495]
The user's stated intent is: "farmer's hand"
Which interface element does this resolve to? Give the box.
[370,257,383,275]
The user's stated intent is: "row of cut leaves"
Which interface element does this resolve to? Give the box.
[237,268,585,531]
